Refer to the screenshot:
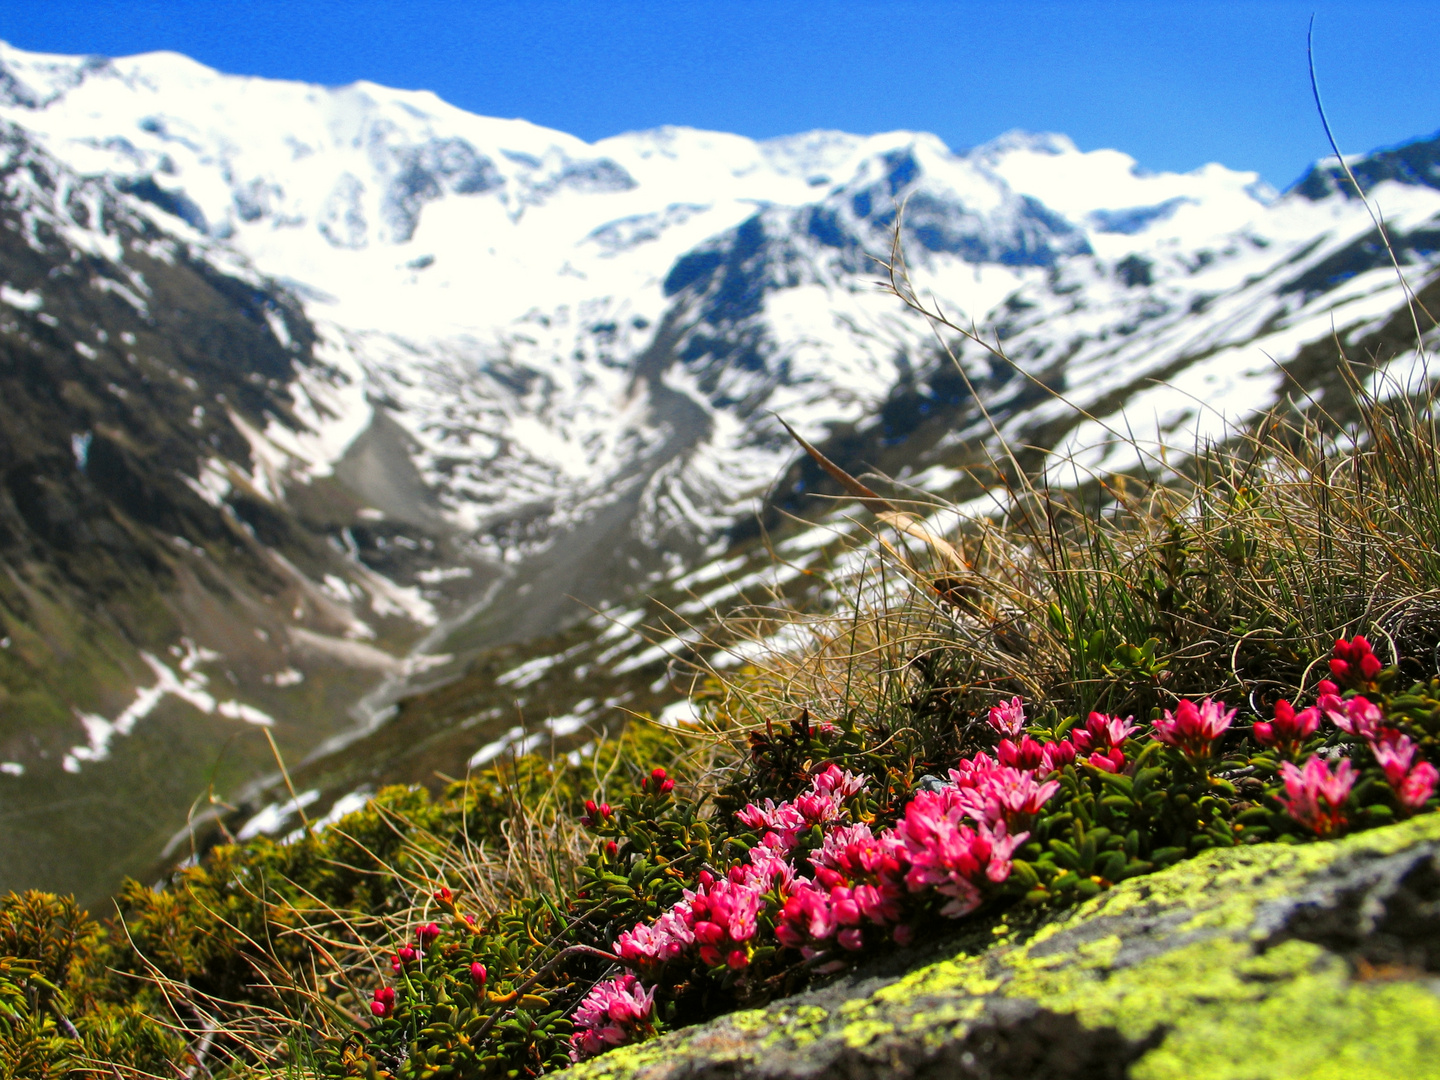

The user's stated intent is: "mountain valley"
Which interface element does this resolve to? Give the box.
[0,41,1436,900]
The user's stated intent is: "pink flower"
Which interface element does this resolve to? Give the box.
[1252,699,1320,756]
[954,765,1059,830]
[776,881,836,948]
[469,962,487,986]
[808,823,907,925]
[1087,748,1126,774]
[1069,712,1137,754]
[615,904,695,966]
[370,985,395,1018]
[997,736,1046,771]
[1368,728,1417,786]
[948,750,1000,790]
[581,800,614,828]
[1278,757,1355,837]
[987,697,1027,738]
[810,764,867,799]
[1397,762,1439,811]
[899,792,1026,917]
[416,922,440,949]
[1040,739,1078,773]
[1152,699,1234,763]
[391,945,417,972]
[1330,636,1383,686]
[735,765,863,851]
[569,974,655,1062]
[1323,694,1384,740]
[736,798,805,838]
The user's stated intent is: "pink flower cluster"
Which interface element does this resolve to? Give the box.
[601,740,1068,1062]
[1153,698,1234,763]
[898,791,1026,918]
[1067,712,1137,773]
[1277,757,1355,837]
[734,764,865,852]
[777,822,909,956]
[568,973,656,1062]
[615,824,798,972]
[1330,636,1383,687]
[1252,699,1320,757]
[1273,668,1435,831]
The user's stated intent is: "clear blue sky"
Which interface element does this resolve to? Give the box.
[0,1,1434,189]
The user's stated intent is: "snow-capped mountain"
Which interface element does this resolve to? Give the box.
[0,39,1436,899]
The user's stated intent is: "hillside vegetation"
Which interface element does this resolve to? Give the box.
[5,247,1440,1077]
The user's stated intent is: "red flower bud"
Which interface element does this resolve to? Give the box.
[416,922,441,948]
[660,778,675,794]
[470,962,487,986]
[605,840,618,858]
[371,986,395,1018]
[434,886,453,904]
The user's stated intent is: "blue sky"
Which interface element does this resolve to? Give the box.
[0,1,1435,189]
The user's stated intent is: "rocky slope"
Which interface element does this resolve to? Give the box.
[561,812,1440,1080]
[0,39,1438,900]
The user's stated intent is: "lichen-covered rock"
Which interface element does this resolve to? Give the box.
[562,813,1440,1079]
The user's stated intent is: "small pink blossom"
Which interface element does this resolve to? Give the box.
[1369,728,1417,786]
[810,764,867,799]
[1397,762,1439,811]
[954,765,1059,830]
[1040,740,1078,773]
[997,736,1046,771]
[469,962,487,986]
[1278,756,1355,837]
[1153,698,1234,762]
[391,945,417,972]
[948,751,1000,790]
[1069,712,1137,755]
[987,697,1027,738]
[776,882,835,948]
[416,922,441,949]
[569,974,656,1062]
[1252,699,1320,756]
[1087,748,1126,774]
[1325,694,1384,740]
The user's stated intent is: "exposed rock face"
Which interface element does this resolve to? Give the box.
[563,814,1440,1080]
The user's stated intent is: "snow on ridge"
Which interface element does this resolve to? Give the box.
[0,36,1433,563]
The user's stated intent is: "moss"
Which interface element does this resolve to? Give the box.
[561,813,1440,1078]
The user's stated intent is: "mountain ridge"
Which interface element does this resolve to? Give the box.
[0,39,1435,901]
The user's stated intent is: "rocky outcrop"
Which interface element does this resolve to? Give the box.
[563,813,1440,1080]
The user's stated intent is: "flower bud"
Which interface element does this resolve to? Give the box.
[371,986,395,1018]
[470,962,487,986]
